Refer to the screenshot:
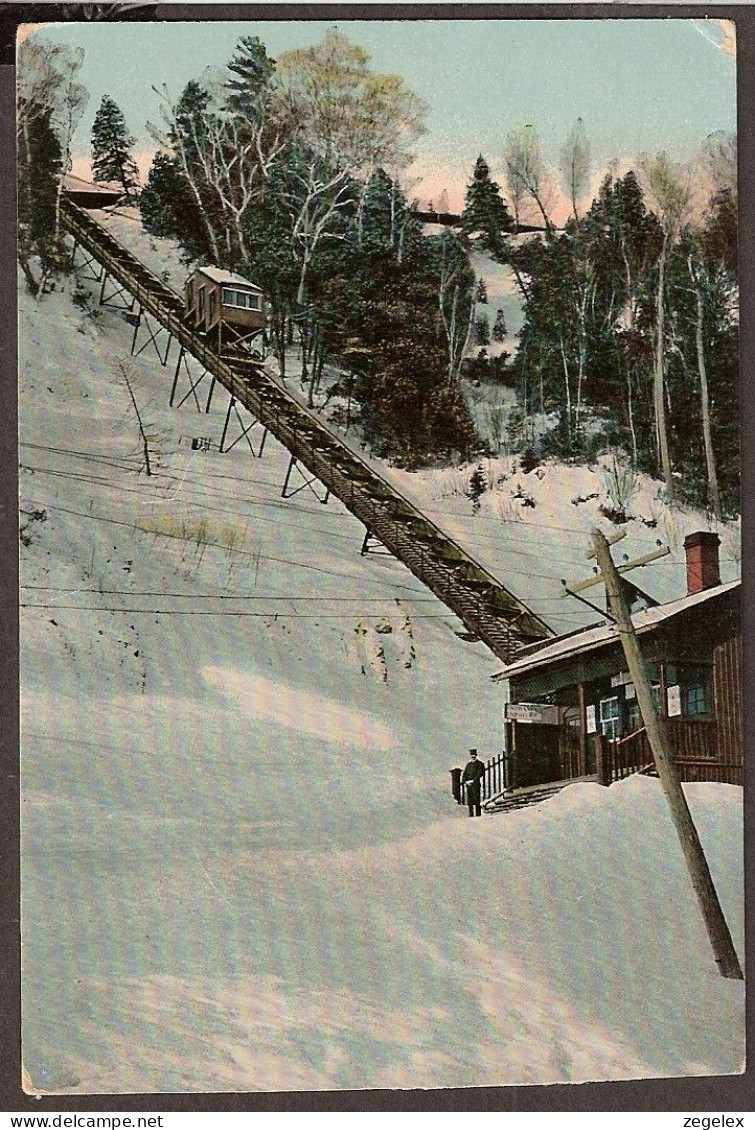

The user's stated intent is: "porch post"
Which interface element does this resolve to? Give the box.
[577,682,587,777]
[509,721,518,790]
[595,734,610,786]
[504,720,514,790]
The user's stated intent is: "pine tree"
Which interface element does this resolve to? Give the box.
[224,35,276,113]
[18,107,63,293]
[474,314,490,346]
[139,150,216,263]
[91,94,139,199]
[462,155,513,258]
[492,308,507,342]
[467,464,487,513]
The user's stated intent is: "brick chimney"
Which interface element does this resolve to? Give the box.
[684,531,721,596]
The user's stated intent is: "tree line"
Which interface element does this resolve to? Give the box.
[17,34,739,511]
[138,32,483,464]
[461,127,738,517]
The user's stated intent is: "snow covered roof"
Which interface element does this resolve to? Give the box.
[493,579,740,682]
[194,266,261,291]
[62,174,124,196]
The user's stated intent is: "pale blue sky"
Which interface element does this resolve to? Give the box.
[27,18,736,209]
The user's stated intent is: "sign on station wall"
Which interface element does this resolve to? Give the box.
[667,684,682,717]
[505,702,561,726]
[586,704,597,734]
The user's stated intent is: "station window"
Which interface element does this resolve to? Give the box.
[626,700,641,733]
[222,287,261,311]
[676,664,712,719]
[599,696,621,741]
[686,683,709,718]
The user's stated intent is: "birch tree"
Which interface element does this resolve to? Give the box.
[17,37,87,292]
[686,245,721,517]
[559,117,591,222]
[148,81,224,264]
[433,230,477,380]
[504,124,553,231]
[275,30,426,306]
[640,152,691,497]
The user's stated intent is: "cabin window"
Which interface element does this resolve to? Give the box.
[198,286,205,319]
[564,707,580,745]
[674,664,712,719]
[222,287,261,311]
[210,291,218,320]
[686,683,709,718]
[626,700,641,733]
[599,696,621,741]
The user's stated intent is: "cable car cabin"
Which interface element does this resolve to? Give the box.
[185,267,267,348]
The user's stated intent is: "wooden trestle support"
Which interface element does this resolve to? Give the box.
[60,199,554,663]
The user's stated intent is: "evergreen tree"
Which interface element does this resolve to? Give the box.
[17,107,63,293]
[358,168,420,260]
[139,151,214,262]
[91,94,139,199]
[474,314,490,347]
[310,178,478,462]
[461,155,513,257]
[17,38,87,294]
[467,464,487,513]
[224,35,276,114]
[492,308,507,342]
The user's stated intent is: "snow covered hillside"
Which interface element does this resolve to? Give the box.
[18,252,744,1093]
[97,207,741,639]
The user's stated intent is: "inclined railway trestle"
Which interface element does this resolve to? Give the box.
[281,456,331,504]
[170,346,215,414]
[99,271,137,313]
[60,199,554,662]
[69,238,105,283]
[219,396,269,458]
[130,306,174,366]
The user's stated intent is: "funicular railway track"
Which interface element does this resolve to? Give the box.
[61,199,554,662]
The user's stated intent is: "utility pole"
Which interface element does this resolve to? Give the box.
[590,530,742,980]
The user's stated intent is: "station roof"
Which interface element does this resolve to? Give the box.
[492,579,740,683]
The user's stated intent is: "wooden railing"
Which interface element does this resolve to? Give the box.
[596,719,741,786]
[450,752,507,806]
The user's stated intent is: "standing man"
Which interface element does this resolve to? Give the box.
[462,749,485,817]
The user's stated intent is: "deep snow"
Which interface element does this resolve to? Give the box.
[18,235,744,1093]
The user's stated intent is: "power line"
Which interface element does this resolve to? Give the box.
[21,602,456,620]
[20,499,435,598]
[20,584,438,602]
[21,495,680,595]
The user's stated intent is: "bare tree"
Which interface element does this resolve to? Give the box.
[17,38,88,292]
[276,30,426,306]
[149,69,286,266]
[504,124,553,230]
[640,152,692,498]
[54,74,89,244]
[559,117,591,222]
[149,83,224,264]
[436,232,476,380]
[686,249,721,518]
[701,130,737,198]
